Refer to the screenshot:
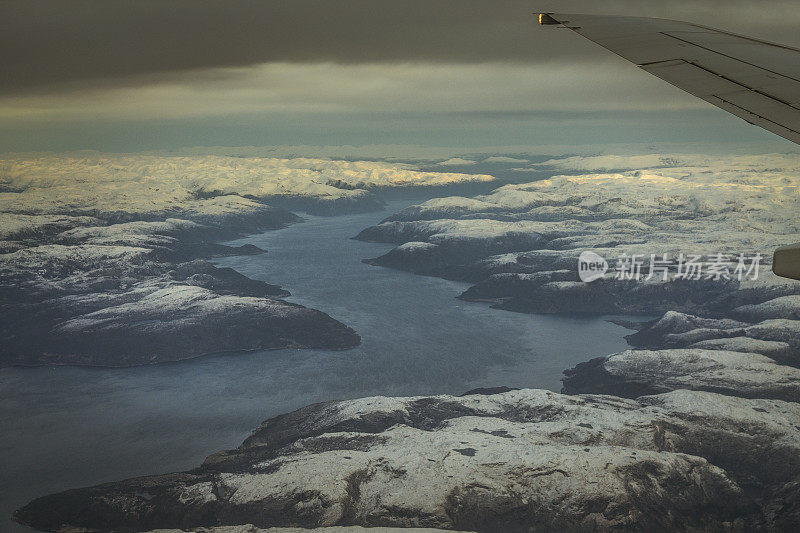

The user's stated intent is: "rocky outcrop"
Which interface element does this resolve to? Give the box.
[624,312,748,348]
[491,277,741,316]
[16,388,800,531]
[732,295,800,322]
[562,349,800,401]
[457,271,577,302]
[623,311,800,366]
[3,283,359,367]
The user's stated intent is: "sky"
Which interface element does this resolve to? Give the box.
[2,0,800,153]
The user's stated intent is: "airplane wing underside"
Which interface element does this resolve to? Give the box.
[539,13,800,145]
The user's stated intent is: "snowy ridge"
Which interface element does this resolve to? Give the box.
[0,153,495,218]
[563,348,800,401]
[17,388,800,531]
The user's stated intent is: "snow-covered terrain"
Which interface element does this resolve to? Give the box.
[0,151,495,366]
[0,153,495,217]
[0,193,357,366]
[12,151,800,530]
[357,152,800,366]
[563,348,800,401]
[362,156,800,266]
[17,387,800,531]
[326,152,800,530]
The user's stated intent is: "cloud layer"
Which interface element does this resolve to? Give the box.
[3,0,800,95]
[1,61,708,123]
[4,1,799,151]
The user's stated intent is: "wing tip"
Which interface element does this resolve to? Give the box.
[538,13,561,25]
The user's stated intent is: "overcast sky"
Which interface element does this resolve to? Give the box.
[2,0,799,153]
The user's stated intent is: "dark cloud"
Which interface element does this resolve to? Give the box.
[2,0,799,95]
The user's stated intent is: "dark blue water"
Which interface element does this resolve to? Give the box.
[0,200,630,531]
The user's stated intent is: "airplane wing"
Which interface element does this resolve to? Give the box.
[539,13,800,281]
[538,13,800,146]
